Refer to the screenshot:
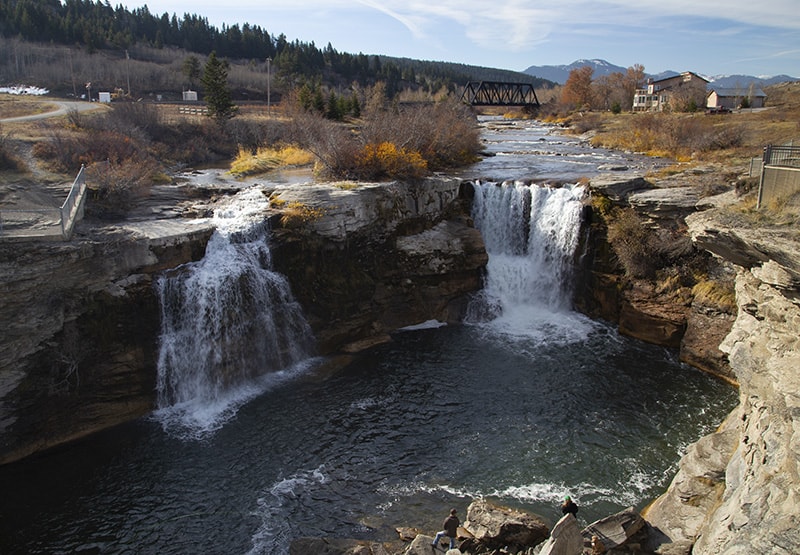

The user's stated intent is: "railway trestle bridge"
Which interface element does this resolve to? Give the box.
[460,81,541,112]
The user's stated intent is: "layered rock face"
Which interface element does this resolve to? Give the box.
[266,178,487,353]
[0,223,214,464]
[578,173,737,381]
[0,177,486,464]
[645,209,800,554]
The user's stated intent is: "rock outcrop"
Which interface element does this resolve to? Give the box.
[459,498,550,552]
[644,208,800,554]
[0,177,486,464]
[579,172,738,379]
[266,178,487,353]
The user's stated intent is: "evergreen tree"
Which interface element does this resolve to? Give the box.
[182,55,201,89]
[201,51,237,120]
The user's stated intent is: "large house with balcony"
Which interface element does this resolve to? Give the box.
[633,71,710,112]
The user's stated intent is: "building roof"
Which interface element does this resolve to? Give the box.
[650,71,710,85]
[709,87,767,97]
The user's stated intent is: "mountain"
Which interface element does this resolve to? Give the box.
[523,59,799,87]
[522,59,627,84]
[706,74,799,88]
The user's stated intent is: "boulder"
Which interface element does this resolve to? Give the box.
[589,176,652,203]
[537,514,583,555]
[462,499,549,551]
[628,186,703,223]
[581,507,645,552]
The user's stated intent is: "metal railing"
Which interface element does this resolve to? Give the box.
[750,140,796,177]
[0,164,91,241]
[757,140,800,208]
[762,144,800,169]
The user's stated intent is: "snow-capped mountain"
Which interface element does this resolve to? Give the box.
[522,59,627,84]
[522,59,798,87]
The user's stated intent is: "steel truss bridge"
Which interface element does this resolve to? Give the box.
[460,81,541,111]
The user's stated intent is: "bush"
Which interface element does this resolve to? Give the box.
[606,207,661,278]
[361,99,481,170]
[84,158,158,219]
[33,128,149,172]
[355,142,427,181]
[0,129,24,171]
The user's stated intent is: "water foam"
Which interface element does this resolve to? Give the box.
[247,465,329,555]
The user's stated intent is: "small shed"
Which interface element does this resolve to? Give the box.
[707,87,767,109]
[98,91,112,103]
[182,90,198,101]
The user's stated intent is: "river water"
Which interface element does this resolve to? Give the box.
[0,119,736,554]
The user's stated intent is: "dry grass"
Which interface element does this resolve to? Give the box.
[278,201,325,228]
[229,145,314,176]
[692,280,737,312]
[587,82,800,166]
[0,94,59,119]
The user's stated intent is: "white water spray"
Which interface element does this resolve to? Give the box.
[468,181,590,339]
[155,188,314,435]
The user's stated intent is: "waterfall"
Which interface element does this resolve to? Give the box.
[468,180,589,338]
[154,188,314,435]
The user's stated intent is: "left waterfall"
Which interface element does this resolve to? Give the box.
[154,187,315,436]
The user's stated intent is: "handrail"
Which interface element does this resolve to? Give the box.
[0,163,95,241]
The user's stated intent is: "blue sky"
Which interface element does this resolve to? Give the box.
[123,0,800,78]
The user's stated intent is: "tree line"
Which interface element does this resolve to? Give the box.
[0,0,551,98]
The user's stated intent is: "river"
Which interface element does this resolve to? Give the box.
[0,118,736,554]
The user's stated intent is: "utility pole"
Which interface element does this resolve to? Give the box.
[125,50,131,97]
[266,57,271,117]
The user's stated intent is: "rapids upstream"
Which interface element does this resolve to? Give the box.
[0,118,736,555]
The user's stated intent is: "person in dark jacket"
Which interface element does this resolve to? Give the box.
[431,508,460,550]
[561,495,579,517]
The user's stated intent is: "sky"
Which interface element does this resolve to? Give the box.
[121,0,800,78]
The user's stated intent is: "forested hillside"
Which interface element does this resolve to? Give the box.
[0,0,553,100]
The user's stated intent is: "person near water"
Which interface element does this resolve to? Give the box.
[591,534,606,554]
[431,508,460,550]
[561,495,579,517]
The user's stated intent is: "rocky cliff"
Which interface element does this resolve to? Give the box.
[0,221,214,464]
[0,177,485,464]
[644,207,800,554]
[578,169,738,382]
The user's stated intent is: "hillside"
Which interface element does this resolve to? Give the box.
[0,0,554,102]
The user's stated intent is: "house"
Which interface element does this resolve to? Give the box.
[707,87,767,110]
[633,71,710,112]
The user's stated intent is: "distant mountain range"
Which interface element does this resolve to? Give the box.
[522,59,799,88]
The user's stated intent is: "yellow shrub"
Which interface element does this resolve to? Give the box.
[356,142,428,180]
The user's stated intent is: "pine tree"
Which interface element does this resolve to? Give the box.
[201,51,237,120]
[182,55,201,89]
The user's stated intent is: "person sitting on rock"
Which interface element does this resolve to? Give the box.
[431,508,460,550]
[561,495,579,517]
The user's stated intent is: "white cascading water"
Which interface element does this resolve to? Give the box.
[468,180,590,339]
[154,187,315,436]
